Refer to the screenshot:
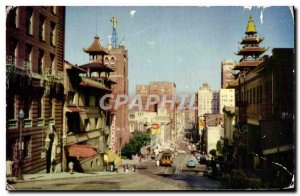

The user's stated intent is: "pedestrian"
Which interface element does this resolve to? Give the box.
[51,159,57,173]
[125,164,129,173]
[132,165,136,172]
[68,161,74,174]
[6,159,13,177]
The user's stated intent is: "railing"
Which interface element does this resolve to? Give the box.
[6,56,32,88]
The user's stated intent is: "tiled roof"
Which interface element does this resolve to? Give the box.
[83,36,108,54]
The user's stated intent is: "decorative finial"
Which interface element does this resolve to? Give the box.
[111,16,117,30]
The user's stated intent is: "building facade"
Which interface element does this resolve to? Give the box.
[104,40,129,155]
[219,88,235,114]
[234,48,295,173]
[221,59,235,88]
[62,53,114,172]
[197,82,219,116]
[6,6,65,174]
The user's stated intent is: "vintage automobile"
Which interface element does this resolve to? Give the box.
[187,159,196,168]
[160,153,172,166]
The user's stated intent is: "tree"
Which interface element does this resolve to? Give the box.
[121,131,150,159]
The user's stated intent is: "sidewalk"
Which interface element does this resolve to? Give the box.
[8,171,118,183]
[8,158,151,183]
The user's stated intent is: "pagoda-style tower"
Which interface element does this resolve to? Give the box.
[234,15,268,74]
[80,36,115,89]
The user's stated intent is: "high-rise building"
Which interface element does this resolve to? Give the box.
[219,88,235,114]
[6,6,65,174]
[197,82,219,116]
[221,59,235,88]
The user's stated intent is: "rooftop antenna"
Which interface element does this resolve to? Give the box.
[96,9,98,36]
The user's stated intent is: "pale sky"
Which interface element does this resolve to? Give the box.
[65,6,294,95]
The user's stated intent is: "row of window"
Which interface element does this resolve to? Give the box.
[7,95,56,128]
[240,84,264,104]
[9,7,57,46]
[9,39,56,75]
[67,92,98,107]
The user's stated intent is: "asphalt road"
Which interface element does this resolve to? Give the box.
[10,141,222,190]
[136,152,223,190]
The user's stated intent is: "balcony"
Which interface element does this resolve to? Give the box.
[24,118,32,128]
[6,55,32,88]
[49,117,55,126]
[8,119,18,129]
[37,118,45,127]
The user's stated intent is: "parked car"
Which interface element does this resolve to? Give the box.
[187,159,196,168]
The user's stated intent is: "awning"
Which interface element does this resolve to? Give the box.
[66,106,85,113]
[68,145,98,158]
[105,149,121,166]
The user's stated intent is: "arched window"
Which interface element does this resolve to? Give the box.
[111,57,115,64]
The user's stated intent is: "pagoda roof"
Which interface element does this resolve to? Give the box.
[92,77,117,84]
[236,46,268,55]
[80,77,112,92]
[245,15,257,34]
[79,62,114,72]
[66,63,87,73]
[83,36,108,54]
[240,36,264,44]
[233,60,263,70]
[227,79,239,88]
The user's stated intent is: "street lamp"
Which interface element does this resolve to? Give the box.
[17,109,25,180]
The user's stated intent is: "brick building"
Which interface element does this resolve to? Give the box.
[6,6,65,174]
[104,39,129,154]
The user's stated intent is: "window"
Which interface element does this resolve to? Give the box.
[37,98,42,118]
[85,95,89,106]
[104,57,109,64]
[260,85,263,103]
[23,136,31,158]
[256,86,259,103]
[130,114,135,119]
[7,39,18,64]
[253,88,256,104]
[25,44,32,64]
[67,91,75,105]
[50,22,56,46]
[85,119,90,130]
[49,98,54,118]
[12,40,18,61]
[25,7,33,35]
[111,57,115,64]
[38,49,44,74]
[50,6,57,14]
[95,118,98,129]
[23,97,31,119]
[7,94,16,120]
[8,7,19,28]
[39,15,45,41]
[50,54,55,73]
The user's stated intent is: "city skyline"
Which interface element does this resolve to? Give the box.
[65,6,294,95]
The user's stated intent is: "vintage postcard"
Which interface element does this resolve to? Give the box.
[5,6,295,191]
